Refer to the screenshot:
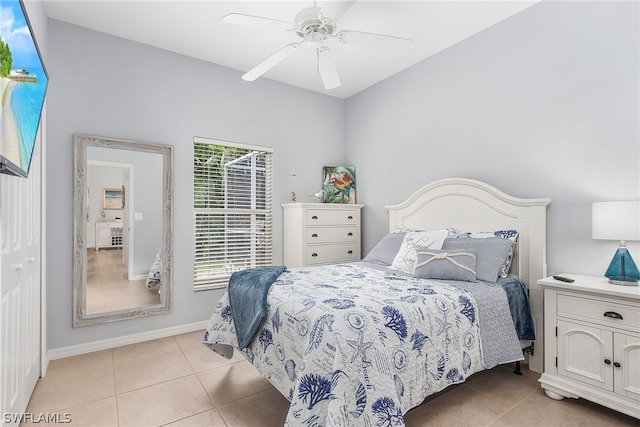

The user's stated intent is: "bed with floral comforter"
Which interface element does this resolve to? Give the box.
[203,261,524,426]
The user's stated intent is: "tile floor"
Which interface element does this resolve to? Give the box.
[25,331,638,426]
[86,248,160,314]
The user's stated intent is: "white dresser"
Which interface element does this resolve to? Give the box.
[538,274,640,419]
[283,203,363,268]
[95,221,124,250]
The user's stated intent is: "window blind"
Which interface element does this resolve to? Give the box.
[193,137,273,290]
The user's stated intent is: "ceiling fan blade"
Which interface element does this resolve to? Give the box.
[242,43,300,82]
[316,47,341,89]
[222,13,293,31]
[319,0,357,23]
[336,30,413,45]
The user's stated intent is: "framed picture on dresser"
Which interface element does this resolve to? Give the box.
[322,166,356,204]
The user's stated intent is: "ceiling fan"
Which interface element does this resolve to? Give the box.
[222,0,412,90]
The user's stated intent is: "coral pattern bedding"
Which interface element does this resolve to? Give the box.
[203,261,524,426]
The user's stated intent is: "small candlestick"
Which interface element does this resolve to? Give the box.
[291,170,297,202]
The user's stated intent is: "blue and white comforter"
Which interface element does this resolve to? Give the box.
[203,262,523,426]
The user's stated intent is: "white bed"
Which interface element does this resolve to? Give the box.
[203,177,551,425]
[385,177,551,372]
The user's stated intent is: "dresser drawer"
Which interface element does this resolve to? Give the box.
[306,226,357,243]
[306,243,359,265]
[283,203,363,268]
[306,209,359,225]
[557,294,640,333]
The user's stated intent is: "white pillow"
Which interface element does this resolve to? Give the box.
[390,229,449,273]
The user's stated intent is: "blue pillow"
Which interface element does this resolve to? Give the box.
[414,249,477,282]
[363,233,405,265]
[449,229,518,277]
[442,237,514,283]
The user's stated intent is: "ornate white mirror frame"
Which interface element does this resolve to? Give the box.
[73,133,173,327]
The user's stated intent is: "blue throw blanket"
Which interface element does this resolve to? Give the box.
[228,265,286,349]
[497,276,535,340]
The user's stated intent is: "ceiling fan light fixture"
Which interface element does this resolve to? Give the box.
[294,6,335,38]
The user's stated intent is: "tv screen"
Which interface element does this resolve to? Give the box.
[0,0,48,178]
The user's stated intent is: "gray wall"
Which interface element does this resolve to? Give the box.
[46,20,344,349]
[345,0,639,278]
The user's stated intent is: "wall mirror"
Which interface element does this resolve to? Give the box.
[73,133,173,327]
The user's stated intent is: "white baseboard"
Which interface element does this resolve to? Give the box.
[46,320,209,361]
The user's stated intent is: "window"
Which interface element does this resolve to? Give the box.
[193,137,273,290]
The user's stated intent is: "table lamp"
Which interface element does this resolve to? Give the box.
[592,201,640,285]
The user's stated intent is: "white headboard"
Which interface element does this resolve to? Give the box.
[385,178,551,372]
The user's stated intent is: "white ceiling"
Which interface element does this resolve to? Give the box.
[43,1,539,99]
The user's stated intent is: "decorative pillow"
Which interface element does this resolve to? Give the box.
[442,237,515,283]
[449,229,518,277]
[363,233,405,265]
[389,229,449,273]
[414,249,477,282]
[146,249,162,289]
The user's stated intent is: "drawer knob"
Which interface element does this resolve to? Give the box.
[311,215,318,220]
[347,250,353,254]
[311,233,318,238]
[603,311,623,320]
[614,362,621,368]
[604,359,611,365]
[347,215,353,220]
[311,253,318,257]
[347,232,353,236]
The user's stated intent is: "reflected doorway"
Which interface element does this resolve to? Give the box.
[87,161,132,279]
[86,160,160,314]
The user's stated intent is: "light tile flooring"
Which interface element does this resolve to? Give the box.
[25,331,638,426]
[86,248,160,314]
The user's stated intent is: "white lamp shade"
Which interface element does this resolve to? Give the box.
[592,201,640,241]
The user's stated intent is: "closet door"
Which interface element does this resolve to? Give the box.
[1,141,42,424]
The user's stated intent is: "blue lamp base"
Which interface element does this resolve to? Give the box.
[604,246,640,286]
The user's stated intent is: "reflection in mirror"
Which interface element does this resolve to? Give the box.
[73,134,173,327]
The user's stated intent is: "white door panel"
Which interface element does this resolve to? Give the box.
[1,140,42,425]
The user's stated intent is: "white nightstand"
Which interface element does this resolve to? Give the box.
[282,203,363,268]
[538,274,640,419]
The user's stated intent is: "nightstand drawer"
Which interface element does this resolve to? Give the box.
[306,226,357,243]
[306,209,359,225]
[557,294,640,333]
[306,243,359,265]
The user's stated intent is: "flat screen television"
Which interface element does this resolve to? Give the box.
[0,0,48,178]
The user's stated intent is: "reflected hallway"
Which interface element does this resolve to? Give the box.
[86,248,160,314]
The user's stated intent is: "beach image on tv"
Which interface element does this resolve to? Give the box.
[1,0,48,176]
